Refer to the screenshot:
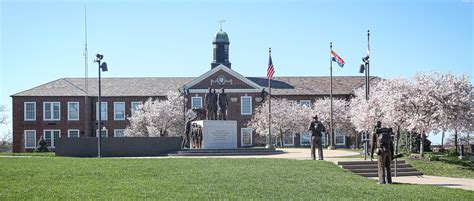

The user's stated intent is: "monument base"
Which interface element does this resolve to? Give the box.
[192,120,237,149]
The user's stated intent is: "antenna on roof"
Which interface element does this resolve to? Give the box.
[218,20,225,31]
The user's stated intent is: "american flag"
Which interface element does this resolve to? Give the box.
[267,54,274,80]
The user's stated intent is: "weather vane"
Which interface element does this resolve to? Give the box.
[218,20,226,31]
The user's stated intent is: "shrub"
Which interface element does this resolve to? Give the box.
[34,137,49,152]
[424,152,440,161]
[446,148,458,157]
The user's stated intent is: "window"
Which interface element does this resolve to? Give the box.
[44,130,61,148]
[24,130,36,148]
[283,133,294,146]
[335,129,346,145]
[68,102,79,120]
[241,96,252,115]
[114,102,125,120]
[131,101,141,114]
[96,102,107,121]
[96,129,108,138]
[24,102,36,121]
[68,129,80,138]
[241,128,253,146]
[43,102,60,121]
[114,129,125,137]
[300,131,311,146]
[191,97,202,109]
[300,100,311,107]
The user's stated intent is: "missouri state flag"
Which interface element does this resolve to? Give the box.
[331,50,345,68]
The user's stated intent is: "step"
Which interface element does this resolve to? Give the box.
[337,160,405,165]
[176,148,279,153]
[169,151,284,156]
[356,171,423,177]
[349,167,418,173]
[341,163,411,170]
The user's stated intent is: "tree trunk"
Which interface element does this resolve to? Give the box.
[441,131,445,149]
[396,126,400,154]
[280,129,284,147]
[420,132,425,158]
[408,131,412,153]
[454,129,458,155]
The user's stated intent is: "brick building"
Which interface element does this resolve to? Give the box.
[11,30,374,152]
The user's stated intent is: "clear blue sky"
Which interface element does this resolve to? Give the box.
[1,0,472,144]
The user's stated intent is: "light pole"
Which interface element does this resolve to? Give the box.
[94,53,108,158]
[359,30,370,160]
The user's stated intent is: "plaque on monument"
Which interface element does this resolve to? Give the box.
[192,120,237,149]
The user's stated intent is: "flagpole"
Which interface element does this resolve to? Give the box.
[329,42,335,150]
[267,47,273,149]
[84,3,90,137]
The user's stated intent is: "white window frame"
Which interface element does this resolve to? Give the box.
[283,133,295,146]
[240,96,252,115]
[300,100,311,107]
[300,131,311,146]
[43,102,60,121]
[96,129,108,138]
[241,128,253,147]
[96,102,108,121]
[131,101,141,115]
[43,129,61,148]
[67,129,80,138]
[24,130,36,148]
[67,102,80,121]
[335,129,346,146]
[24,102,36,121]
[114,129,125,137]
[114,102,126,120]
[191,97,203,109]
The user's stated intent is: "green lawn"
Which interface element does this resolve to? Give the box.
[0,152,55,157]
[0,157,473,200]
[407,155,474,179]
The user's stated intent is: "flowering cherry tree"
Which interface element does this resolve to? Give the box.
[313,97,354,145]
[125,91,194,137]
[248,98,312,146]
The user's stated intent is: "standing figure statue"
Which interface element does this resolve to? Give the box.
[191,123,198,148]
[182,116,195,149]
[204,88,218,120]
[218,88,229,120]
[197,125,203,149]
[212,89,218,120]
[371,121,395,184]
[308,115,326,160]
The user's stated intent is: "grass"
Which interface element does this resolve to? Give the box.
[0,157,473,200]
[406,154,474,179]
[0,152,55,157]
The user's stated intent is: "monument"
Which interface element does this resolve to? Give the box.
[193,87,237,149]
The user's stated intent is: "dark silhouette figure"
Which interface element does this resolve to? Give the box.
[371,121,395,184]
[308,115,326,160]
[181,117,195,149]
[218,88,229,120]
[204,88,217,120]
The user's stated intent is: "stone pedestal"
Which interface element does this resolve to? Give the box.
[192,120,237,149]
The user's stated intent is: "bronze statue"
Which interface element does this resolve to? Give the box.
[192,108,206,120]
[191,123,198,148]
[204,88,216,120]
[308,115,326,160]
[181,117,194,149]
[371,121,394,184]
[197,125,203,149]
[218,88,229,120]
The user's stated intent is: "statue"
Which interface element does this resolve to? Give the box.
[192,108,206,120]
[191,123,198,148]
[197,125,203,149]
[371,121,394,184]
[308,115,326,160]
[204,88,218,120]
[218,88,229,120]
[181,116,195,149]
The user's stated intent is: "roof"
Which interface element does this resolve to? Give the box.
[213,31,230,44]
[12,76,377,97]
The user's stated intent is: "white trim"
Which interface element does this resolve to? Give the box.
[24,102,36,121]
[67,129,80,138]
[114,102,126,120]
[96,102,108,121]
[24,130,36,148]
[67,102,80,121]
[241,128,253,147]
[300,131,311,146]
[188,88,262,93]
[283,133,295,146]
[184,65,263,90]
[43,129,61,148]
[191,97,203,109]
[299,100,311,107]
[43,102,60,121]
[240,96,252,115]
[96,129,108,137]
[114,129,125,137]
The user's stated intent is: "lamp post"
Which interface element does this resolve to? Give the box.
[359,30,370,160]
[94,53,108,158]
